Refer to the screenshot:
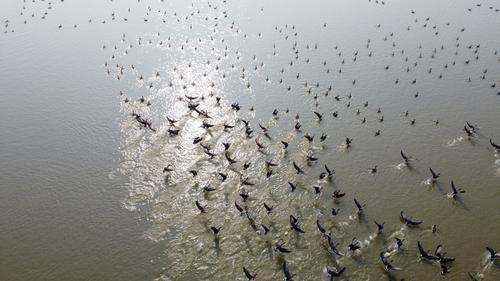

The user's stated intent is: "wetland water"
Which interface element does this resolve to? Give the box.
[0,0,499,280]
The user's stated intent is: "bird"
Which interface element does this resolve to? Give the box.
[210,226,221,234]
[195,200,206,213]
[417,241,439,260]
[326,266,346,277]
[332,190,345,199]
[486,247,500,262]
[259,222,270,234]
[400,150,410,163]
[464,125,474,137]
[440,261,450,275]
[490,139,500,150]
[380,252,403,271]
[348,237,361,251]
[292,162,304,174]
[400,211,423,226]
[395,238,404,249]
[374,220,385,232]
[274,239,292,253]
[282,261,295,281]
[324,165,334,177]
[449,181,465,199]
[234,202,244,216]
[243,267,257,280]
[429,167,440,179]
[314,111,323,121]
[354,198,365,214]
[290,215,305,233]
[316,219,326,234]
[435,244,455,262]
[326,234,344,256]
[263,202,273,214]
[345,137,353,146]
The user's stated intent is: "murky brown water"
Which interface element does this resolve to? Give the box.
[1,0,499,280]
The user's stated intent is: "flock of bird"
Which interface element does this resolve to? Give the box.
[3,0,499,280]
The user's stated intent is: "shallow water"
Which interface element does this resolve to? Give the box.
[1,0,499,280]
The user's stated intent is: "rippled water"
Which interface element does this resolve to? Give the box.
[1,0,499,280]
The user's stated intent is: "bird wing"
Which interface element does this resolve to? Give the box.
[429,167,437,177]
[401,150,408,160]
[486,247,496,257]
[451,181,457,193]
[354,198,362,209]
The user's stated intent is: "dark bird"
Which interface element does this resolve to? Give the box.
[400,211,423,226]
[290,215,305,233]
[316,219,326,234]
[440,261,450,275]
[429,167,440,179]
[223,122,235,130]
[261,223,270,235]
[210,226,221,234]
[464,125,474,137]
[307,155,318,162]
[490,139,500,150]
[235,202,244,216]
[395,238,404,249]
[374,220,385,232]
[239,191,249,201]
[241,178,255,186]
[282,261,295,281]
[258,123,268,133]
[218,172,227,181]
[449,181,465,199]
[304,134,314,142]
[435,244,455,262]
[417,241,439,260]
[326,266,346,277]
[275,239,292,253]
[325,165,334,176]
[163,165,174,173]
[203,186,216,192]
[314,111,323,121]
[380,252,403,271]
[466,121,478,132]
[293,162,304,174]
[225,152,237,164]
[354,198,365,213]
[326,234,344,256]
[345,137,353,146]
[195,200,206,213]
[348,237,361,251]
[313,185,322,194]
[281,141,289,149]
[332,190,345,199]
[320,133,328,142]
[265,160,278,167]
[243,267,256,280]
[400,150,410,163]
[486,247,500,262]
[288,181,297,192]
[263,202,273,214]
